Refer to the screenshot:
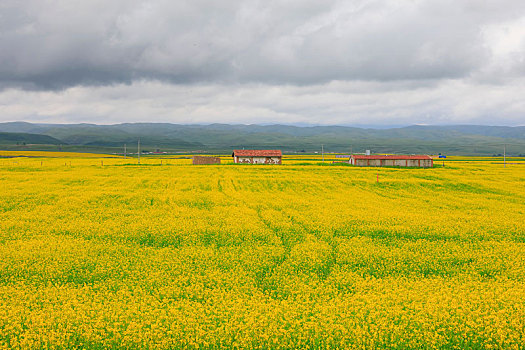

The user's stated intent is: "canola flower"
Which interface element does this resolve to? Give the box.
[0,152,524,349]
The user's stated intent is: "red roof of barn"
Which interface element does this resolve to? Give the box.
[351,155,432,160]
[232,150,282,157]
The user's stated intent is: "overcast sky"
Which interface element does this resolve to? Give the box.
[0,0,524,126]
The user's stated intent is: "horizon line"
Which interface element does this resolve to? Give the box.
[1,121,524,129]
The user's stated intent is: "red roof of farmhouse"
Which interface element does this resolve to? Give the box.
[351,155,432,160]
[232,150,282,157]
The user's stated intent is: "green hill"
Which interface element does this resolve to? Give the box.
[0,122,523,156]
[0,132,62,145]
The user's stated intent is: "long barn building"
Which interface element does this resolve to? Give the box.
[350,155,433,167]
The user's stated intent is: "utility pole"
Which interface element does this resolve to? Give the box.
[322,144,324,162]
[124,144,127,159]
[504,144,506,168]
[138,139,141,165]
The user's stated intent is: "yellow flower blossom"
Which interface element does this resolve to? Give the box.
[0,152,524,348]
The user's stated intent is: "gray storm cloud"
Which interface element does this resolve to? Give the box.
[1,0,523,88]
[0,0,524,125]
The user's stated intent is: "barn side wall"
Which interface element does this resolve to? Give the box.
[421,159,433,167]
[352,158,432,167]
[193,156,221,165]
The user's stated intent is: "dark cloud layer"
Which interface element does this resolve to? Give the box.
[1,0,524,89]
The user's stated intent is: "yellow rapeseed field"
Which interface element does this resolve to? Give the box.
[0,152,524,349]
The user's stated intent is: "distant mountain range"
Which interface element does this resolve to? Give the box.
[0,122,524,156]
[0,131,62,145]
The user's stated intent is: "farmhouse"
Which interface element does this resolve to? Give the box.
[232,150,282,164]
[192,156,221,165]
[350,155,433,167]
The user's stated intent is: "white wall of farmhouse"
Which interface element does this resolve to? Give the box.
[234,156,282,164]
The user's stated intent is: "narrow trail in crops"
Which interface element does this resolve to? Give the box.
[212,170,301,270]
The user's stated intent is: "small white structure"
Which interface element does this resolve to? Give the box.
[232,150,282,164]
